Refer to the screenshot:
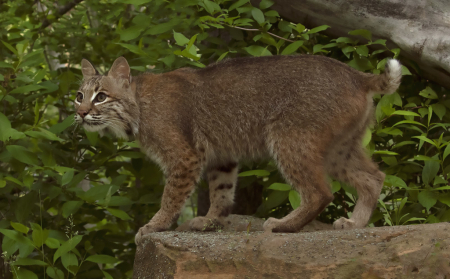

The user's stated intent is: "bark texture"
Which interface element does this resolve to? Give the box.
[257,0,450,88]
[134,215,450,279]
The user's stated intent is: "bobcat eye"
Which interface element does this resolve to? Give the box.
[95,92,107,103]
[76,92,83,103]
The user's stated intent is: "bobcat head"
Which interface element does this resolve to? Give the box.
[74,57,139,139]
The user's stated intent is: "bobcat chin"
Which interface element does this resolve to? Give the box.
[75,55,401,243]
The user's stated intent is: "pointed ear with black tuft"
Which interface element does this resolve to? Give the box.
[81,59,98,78]
[108,57,131,84]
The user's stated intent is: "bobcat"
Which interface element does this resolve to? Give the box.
[75,55,401,244]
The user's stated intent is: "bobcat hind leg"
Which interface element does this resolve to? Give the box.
[189,162,238,231]
[327,137,384,229]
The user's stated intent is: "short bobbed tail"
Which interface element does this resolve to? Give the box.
[366,59,402,95]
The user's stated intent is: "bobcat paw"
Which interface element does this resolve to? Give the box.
[135,223,166,244]
[189,217,223,231]
[333,217,356,230]
[263,217,281,232]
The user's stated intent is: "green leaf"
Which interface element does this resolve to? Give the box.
[392,141,416,149]
[259,0,274,9]
[418,190,437,211]
[264,10,279,17]
[391,110,420,117]
[2,40,18,55]
[369,39,386,46]
[251,8,265,25]
[9,84,45,94]
[393,120,426,128]
[97,196,133,207]
[0,229,35,247]
[348,29,372,40]
[0,112,11,141]
[384,175,407,189]
[61,252,78,272]
[347,55,373,71]
[419,86,438,99]
[46,267,64,279]
[402,65,412,75]
[431,104,446,120]
[413,136,437,147]
[201,0,220,14]
[217,52,229,62]
[428,106,433,126]
[25,129,63,142]
[84,130,98,146]
[433,176,447,185]
[288,190,301,209]
[12,258,48,266]
[443,144,450,161]
[355,45,369,57]
[145,19,181,35]
[336,37,357,44]
[117,25,143,41]
[361,128,372,147]
[102,271,114,279]
[53,235,83,263]
[391,48,400,58]
[62,201,83,218]
[281,40,304,55]
[31,223,49,247]
[244,45,272,57]
[86,254,120,264]
[173,31,190,46]
[229,0,249,11]
[6,145,40,165]
[61,170,74,186]
[258,190,289,212]
[330,181,341,193]
[238,170,270,177]
[49,114,75,134]
[15,269,38,279]
[268,183,291,191]
[34,101,40,126]
[78,184,120,203]
[11,222,29,234]
[307,25,330,34]
[0,61,13,68]
[438,193,450,206]
[373,151,399,155]
[0,180,5,188]
[414,155,437,161]
[107,208,132,220]
[422,160,440,185]
[45,238,60,249]
[5,176,24,186]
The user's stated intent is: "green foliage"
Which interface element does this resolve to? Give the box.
[1,0,450,278]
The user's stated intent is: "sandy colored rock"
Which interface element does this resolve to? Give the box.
[133,216,450,279]
[175,214,332,233]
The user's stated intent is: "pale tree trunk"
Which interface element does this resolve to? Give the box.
[257,0,450,89]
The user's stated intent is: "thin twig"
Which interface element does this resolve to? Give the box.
[226,25,295,43]
[38,0,85,30]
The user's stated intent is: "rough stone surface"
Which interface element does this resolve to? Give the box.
[133,215,450,279]
[253,0,450,89]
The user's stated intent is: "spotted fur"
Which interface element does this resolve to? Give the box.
[75,56,401,243]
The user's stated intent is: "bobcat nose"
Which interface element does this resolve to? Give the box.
[77,109,89,118]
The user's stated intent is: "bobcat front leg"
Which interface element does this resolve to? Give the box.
[135,147,202,244]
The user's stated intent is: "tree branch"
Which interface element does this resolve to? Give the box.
[227,25,295,43]
[39,0,84,30]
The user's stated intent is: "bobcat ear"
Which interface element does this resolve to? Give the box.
[81,59,98,78]
[108,57,131,83]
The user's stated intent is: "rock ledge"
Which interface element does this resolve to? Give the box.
[133,217,450,279]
